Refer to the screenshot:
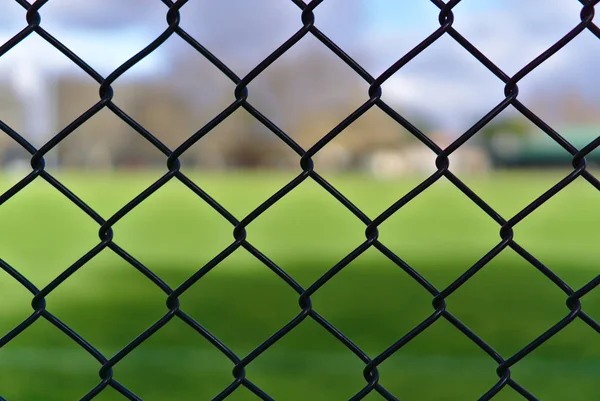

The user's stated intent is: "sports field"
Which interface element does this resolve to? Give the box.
[1,170,600,400]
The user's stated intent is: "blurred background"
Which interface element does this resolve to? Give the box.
[1,0,600,400]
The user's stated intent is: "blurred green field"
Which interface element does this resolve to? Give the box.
[1,169,600,400]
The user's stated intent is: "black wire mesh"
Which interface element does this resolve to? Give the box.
[1,0,600,400]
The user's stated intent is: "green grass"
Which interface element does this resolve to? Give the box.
[1,169,600,400]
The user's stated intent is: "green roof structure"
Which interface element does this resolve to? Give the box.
[487,124,600,166]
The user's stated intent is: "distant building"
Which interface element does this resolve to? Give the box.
[485,124,600,168]
[365,131,490,178]
[54,77,200,169]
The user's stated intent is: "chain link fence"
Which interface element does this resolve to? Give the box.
[1,0,600,400]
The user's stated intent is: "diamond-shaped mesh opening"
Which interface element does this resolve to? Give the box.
[310,247,433,356]
[45,168,165,217]
[38,0,166,77]
[111,79,192,151]
[376,318,501,401]
[112,34,235,152]
[165,33,237,105]
[178,170,300,219]
[451,0,583,76]
[0,178,98,286]
[45,249,167,356]
[507,319,600,400]
[246,178,366,285]
[360,1,441,77]
[381,33,505,137]
[310,172,423,218]
[312,105,420,180]
[114,318,235,400]
[517,30,600,129]
[445,248,567,356]
[513,177,600,289]
[110,178,233,286]
[183,107,301,172]
[178,248,299,355]
[377,178,500,288]
[247,34,368,148]
[0,318,100,401]
[179,0,300,76]
[49,106,167,172]
[245,317,367,400]
[467,106,578,210]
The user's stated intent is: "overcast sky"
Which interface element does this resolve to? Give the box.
[363,0,599,132]
[0,0,597,132]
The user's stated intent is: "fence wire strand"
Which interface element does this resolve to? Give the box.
[1,0,600,400]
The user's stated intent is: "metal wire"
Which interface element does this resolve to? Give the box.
[1,0,600,400]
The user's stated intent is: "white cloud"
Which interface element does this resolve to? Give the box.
[0,29,166,78]
[365,0,600,131]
